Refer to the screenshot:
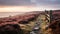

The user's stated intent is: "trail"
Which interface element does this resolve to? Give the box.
[30,14,43,34]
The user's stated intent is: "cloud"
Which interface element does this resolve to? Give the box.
[0,0,32,6]
[0,0,60,10]
[36,0,60,5]
[0,0,60,6]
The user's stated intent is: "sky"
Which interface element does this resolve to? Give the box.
[0,0,60,12]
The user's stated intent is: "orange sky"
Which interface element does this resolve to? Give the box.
[0,6,59,12]
[0,6,42,12]
[0,0,60,12]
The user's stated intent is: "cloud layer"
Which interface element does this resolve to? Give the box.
[0,0,60,6]
[0,0,60,10]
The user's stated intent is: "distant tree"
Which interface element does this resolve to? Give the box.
[9,15,11,17]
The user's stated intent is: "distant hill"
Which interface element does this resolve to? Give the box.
[0,11,43,26]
